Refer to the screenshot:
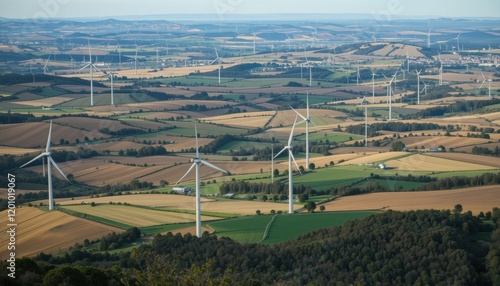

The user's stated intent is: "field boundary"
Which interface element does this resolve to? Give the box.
[259,215,276,243]
[58,207,133,229]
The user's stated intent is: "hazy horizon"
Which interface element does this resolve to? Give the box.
[1,0,499,20]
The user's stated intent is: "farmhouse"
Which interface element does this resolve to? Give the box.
[172,187,194,195]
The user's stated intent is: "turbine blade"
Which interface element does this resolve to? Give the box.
[195,124,199,157]
[288,115,298,146]
[306,93,310,118]
[49,156,68,181]
[273,147,288,159]
[78,63,91,71]
[200,160,227,174]
[19,153,45,168]
[46,120,52,152]
[176,163,196,184]
[290,106,307,121]
[481,72,486,81]
[289,151,301,174]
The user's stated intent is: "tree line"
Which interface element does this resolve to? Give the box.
[4,209,498,285]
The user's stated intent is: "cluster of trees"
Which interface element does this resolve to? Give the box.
[98,179,154,194]
[99,227,141,251]
[418,172,500,191]
[180,104,208,111]
[219,180,312,195]
[118,146,167,157]
[414,98,500,118]
[99,127,145,136]
[472,146,500,157]
[346,122,453,135]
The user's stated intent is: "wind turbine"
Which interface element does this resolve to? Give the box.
[134,46,139,75]
[43,55,51,74]
[274,116,301,214]
[437,54,443,86]
[480,72,492,98]
[79,45,103,106]
[454,33,461,52]
[427,28,431,48]
[370,68,376,103]
[176,125,228,238]
[291,93,317,171]
[107,64,115,105]
[211,46,222,84]
[253,32,257,55]
[356,66,361,86]
[416,69,422,105]
[361,97,368,147]
[19,121,69,211]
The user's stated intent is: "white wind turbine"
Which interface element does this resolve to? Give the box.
[361,96,369,147]
[291,93,317,171]
[356,66,360,86]
[416,69,422,105]
[370,68,376,103]
[79,46,103,106]
[43,55,51,74]
[107,64,115,105]
[176,125,228,238]
[210,47,222,84]
[274,116,301,214]
[20,121,68,210]
[480,72,492,98]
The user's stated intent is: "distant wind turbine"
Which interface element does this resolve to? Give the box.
[19,121,69,210]
[274,116,301,214]
[176,124,228,238]
[291,93,317,171]
[361,97,368,147]
[211,46,223,84]
[370,68,376,103]
[43,55,51,74]
[79,45,103,106]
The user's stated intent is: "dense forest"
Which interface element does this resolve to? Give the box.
[2,209,499,285]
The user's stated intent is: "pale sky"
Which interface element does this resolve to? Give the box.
[0,0,499,19]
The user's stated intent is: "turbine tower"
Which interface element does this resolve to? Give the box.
[370,68,376,103]
[416,70,422,105]
[19,121,69,210]
[427,28,431,48]
[43,55,51,74]
[107,64,115,105]
[211,47,222,84]
[177,124,228,238]
[291,93,317,171]
[356,66,360,86]
[274,116,301,214]
[361,97,368,147]
[79,46,103,106]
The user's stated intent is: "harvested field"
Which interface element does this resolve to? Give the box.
[53,117,132,132]
[61,204,222,227]
[454,142,500,153]
[276,153,369,169]
[186,200,293,215]
[0,122,108,148]
[322,185,500,215]
[0,146,39,155]
[399,136,491,150]
[58,193,211,207]
[13,97,74,107]
[426,152,500,168]
[201,111,275,128]
[0,207,120,258]
[386,154,496,171]
[268,109,347,128]
[337,152,408,165]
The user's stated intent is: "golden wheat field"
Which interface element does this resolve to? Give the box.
[58,193,210,207]
[400,136,491,150]
[13,97,74,107]
[275,153,370,169]
[0,207,120,258]
[385,153,496,171]
[61,204,222,227]
[322,185,500,215]
[336,152,408,165]
[0,146,39,155]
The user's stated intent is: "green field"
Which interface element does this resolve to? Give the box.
[293,165,431,191]
[208,211,376,244]
[207,215,273,243]
[218,140,273,153]
[58,93,158,107]
[296,131,363,143]
[353,178,428,191]
[430,170,500,179]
